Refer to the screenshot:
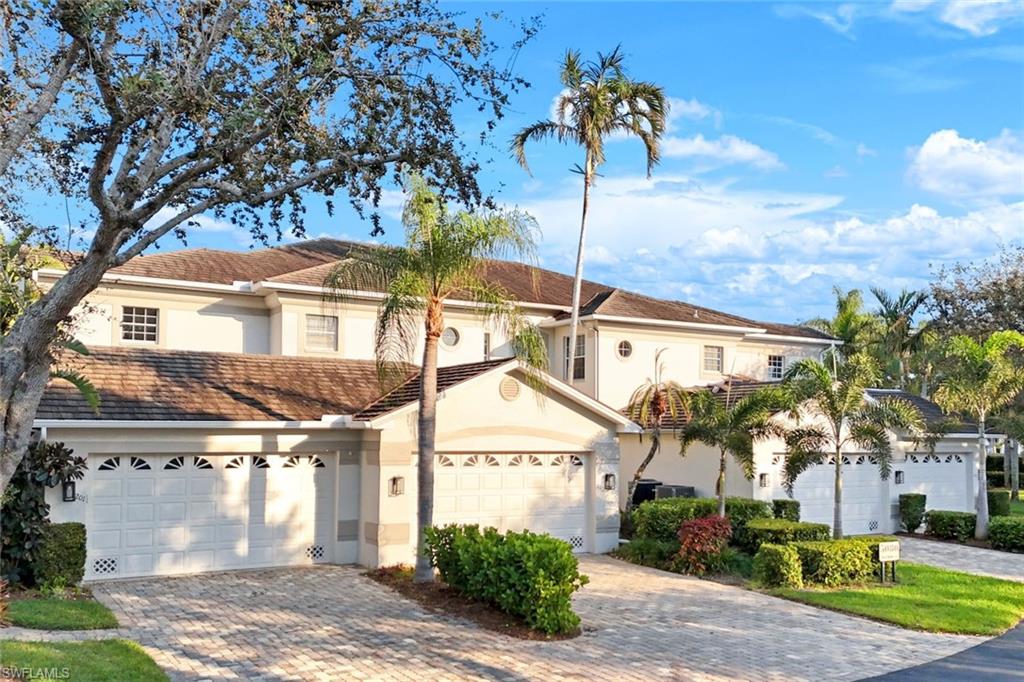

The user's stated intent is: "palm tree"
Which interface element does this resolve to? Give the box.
[623,349,690,509]
[511,47,666,383]
[872,287,929,389]
[324,175,548,582]
[933,331,1024,540]
[781,355,925,538]
[803,286,878,364]
[679,382,789,518]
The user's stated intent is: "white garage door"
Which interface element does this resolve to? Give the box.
[86,453,336,580]
[786,454,889,535]
[902,452,970,512]
[433,452,589,552]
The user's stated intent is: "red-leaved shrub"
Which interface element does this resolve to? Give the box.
[675,516,732,576]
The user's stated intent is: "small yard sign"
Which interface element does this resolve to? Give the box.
[878,541,900,583]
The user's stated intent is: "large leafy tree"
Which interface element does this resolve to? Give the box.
[872,287,930,389]
[510,47,666,382]
[623,349,691,510]
[781,355,925,538]
[933,331,1024,540]
[929,246,1024,338]
[679,384,788,518]
[0,0,535,493]
[804,287,878,363]
[323,175,547,583]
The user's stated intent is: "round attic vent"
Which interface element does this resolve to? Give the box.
[499,376,521,401]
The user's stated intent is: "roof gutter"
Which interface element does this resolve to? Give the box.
[33,415,374,430]
[745,332,838,345]
[540,313,766,335]
[35,268,257,296]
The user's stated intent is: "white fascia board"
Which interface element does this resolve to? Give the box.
[34,416,373,430]
[35,268,256,296]
[743,333,837,345]
[541,313,765,335]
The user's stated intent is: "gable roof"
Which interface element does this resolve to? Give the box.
[865,389,978,432]
[68,238,831,341]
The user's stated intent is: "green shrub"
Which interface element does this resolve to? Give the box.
[676,516,732,576]
[771,499,801,522]
[752,543,803,588]
[989,517,1024,552]
[632,497,771,544]
[925,510,977,542]
[791,540,875,587]
[423,524,589,635]
[32,523,86,588]
[741,518,831,553]
[987,471,1006,489]
[988,490,1011,517]
[898,493,927,533]
[613,538,680,569]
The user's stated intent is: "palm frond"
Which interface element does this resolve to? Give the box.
[51,369,100,414]
[509,121,576,174]
[847,421,894,479]
[781,426,830,494]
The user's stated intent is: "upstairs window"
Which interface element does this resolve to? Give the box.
[305,314,338,351]
[563,334,585,381]
[483,332,491,361]
[703,345,724,373]
[121,306,158,342]
[768,354,785,380]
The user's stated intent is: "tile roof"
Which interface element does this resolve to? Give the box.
[865,389,977,431]
[86,238,833,340]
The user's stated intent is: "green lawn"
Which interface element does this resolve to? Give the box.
[1010,496,1023,517]
[8,597,118,630]
[0,640,167,682]
[772,562,1024,636]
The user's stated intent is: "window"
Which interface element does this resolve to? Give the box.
[563,334,585,381]
[758,473,769,488]
[703,345,724,373]
[121,306,158,342]
[768,354,785,380]
[441,327,460,348]
[305,314,338,351]
[617,340,633,359]
[483,332,491,361]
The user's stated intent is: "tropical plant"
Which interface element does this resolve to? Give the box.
[803,287,878,362]
[933,331,1024,540]
[323,175,548,582]
[780,355,925,538]
[511,46,666,383]
[623,349,691,509]
[679,383,789,518]
[872,287,930,389]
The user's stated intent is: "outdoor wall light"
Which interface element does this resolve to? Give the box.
[758,473,769,488]
[388,476,405,497]
[62,480,76,502]
[894,470,905,485]
[603,473,616,491]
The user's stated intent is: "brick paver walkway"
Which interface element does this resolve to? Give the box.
[3,556,982,681]
[898,536,1024,582]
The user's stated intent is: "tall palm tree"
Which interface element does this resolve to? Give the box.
[933,331,1024,540]
[511,47,666,383]
[324,175,548,582]
[679,383,789,518]
[623,349,690,509]
[872,287,929,389]
[781,355,925,538]
[803,286,877,363]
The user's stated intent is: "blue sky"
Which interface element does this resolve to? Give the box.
[55,1,1024,323]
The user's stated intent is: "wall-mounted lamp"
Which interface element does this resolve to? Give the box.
[894,470,905,485]
[388,476,405,497]
[758,473,769,488]
[62,480,76,502]
[603,473,616,491]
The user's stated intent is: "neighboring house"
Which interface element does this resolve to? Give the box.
[30,237,972,579]
[619,380,981,535]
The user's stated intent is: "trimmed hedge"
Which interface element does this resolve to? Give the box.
[926,510,977,542]
[740,518,830,553]
[987,472,1006,489]
[32,523,86,587]
[772,499,801,522]
[989,517,1024,552]
[676,516,732,576]
[898,493,927,533]
[988,489,1011,517]
[632,497,772,544]
[613,538,679,570]
[752,543,803,588]
[790,539,875,587]
[423,525,588,634]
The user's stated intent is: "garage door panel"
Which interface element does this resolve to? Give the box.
[91,530,120,550]
[126,479,154,497]
[125,529,153,548]
[93,480,122,498]
[93,504,122,524]
[156,478,187,496]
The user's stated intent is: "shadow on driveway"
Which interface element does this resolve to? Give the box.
[863,622,1024,681]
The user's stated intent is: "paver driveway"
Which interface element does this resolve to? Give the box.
[898,536,1024,582]
[74,556,980,681]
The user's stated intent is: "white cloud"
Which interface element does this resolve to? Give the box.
[780,0,1023,37]
[908,129,1024,198]
[937,0,1024,36]
[662,134,784,170]
[824,165,849,178]
[667,97,723,130]
[856,143,878,157]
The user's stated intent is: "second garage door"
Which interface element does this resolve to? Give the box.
[433,452,589,552]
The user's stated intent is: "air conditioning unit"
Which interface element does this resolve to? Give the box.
[655,484,696,499]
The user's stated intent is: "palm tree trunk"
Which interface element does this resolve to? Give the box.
[414,327,440,583]
[1010,439,1020,502]
[717,449,727,518]
[833,446,843,539]
[897,356,906,390]
[975,416,990,541]
[627,430,660,511]
[566,149,593,383]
